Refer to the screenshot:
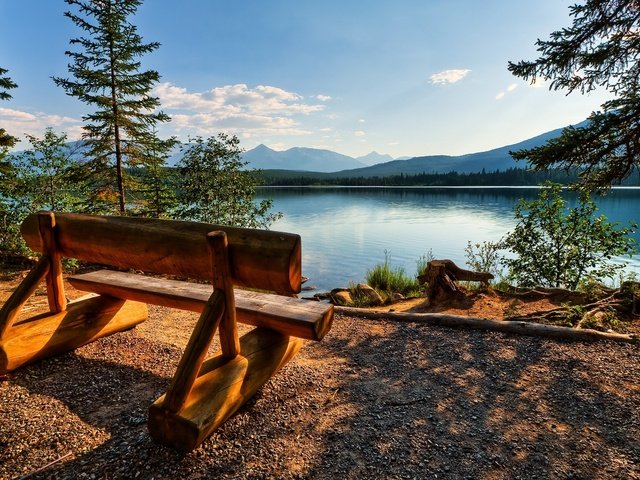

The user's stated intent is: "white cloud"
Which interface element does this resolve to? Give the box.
[315,94,332,101]
[358,118,366,123]
[496,83,519,100]
[429,69,471,85]
[153,82,326,138]
[354,130,366,137]
[0,107,82,141]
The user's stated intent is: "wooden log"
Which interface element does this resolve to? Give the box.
[0,296,148,374]
[419,259,493,302]
[0,256,50,339]
[334,306,639,344]
[162,291,226,413]
[20,212,302,294]
[208,231,240,359]
[68,270,334,341]
[148,327,303,451]
[37,212,66,313]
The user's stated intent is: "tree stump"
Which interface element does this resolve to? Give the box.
[419,259,494,303]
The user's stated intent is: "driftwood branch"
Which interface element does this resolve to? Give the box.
[334,306,638,344]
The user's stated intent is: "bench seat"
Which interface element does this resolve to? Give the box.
[68,270,333,341]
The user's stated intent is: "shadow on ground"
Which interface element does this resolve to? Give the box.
[1,311,638,479]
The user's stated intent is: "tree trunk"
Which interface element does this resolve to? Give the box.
[419,259,493,302]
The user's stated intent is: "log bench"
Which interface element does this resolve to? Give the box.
[0,211,333,451]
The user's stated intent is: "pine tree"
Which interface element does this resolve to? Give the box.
[53,0,170,213]
[0,67,18,153]
[508,0,640,191]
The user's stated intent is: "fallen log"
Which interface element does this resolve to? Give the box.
[334,306,638,344]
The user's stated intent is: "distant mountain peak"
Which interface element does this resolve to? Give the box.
[253,143,276,152]
[242,145,367,172]
[356,151,394,166]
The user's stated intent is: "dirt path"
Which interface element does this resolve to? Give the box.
[1,298,639,479]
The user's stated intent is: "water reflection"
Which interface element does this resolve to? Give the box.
[257,187,640,291]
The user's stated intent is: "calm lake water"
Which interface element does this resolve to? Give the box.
[256,187,640,292]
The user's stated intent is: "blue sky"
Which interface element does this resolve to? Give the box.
[0,1,610,158]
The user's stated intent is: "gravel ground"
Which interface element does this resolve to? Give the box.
[1,306,639,479]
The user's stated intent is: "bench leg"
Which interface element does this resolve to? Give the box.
[0,295,148,374]
[148,327,303,452]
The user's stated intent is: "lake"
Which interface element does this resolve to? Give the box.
[256,187,640,292]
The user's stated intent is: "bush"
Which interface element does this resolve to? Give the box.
[464,240,502,281]
[501,183,637,289]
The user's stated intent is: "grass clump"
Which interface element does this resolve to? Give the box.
[365,251,422,297]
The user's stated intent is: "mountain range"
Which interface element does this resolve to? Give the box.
[242,121,583,176]
[13,121,582,177]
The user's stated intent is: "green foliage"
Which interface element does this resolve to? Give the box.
[501,183,637,289]
[0,66,17,102]
[365,251,422,297]
[509,0,640,191]
[175,134,281,228]
[576,275,610,302]
[558,304,586,328]
[0,66,18,158]
[131,134,178,218]
[464,240,502,281]
[580,308,626,333]
[53,0,170,214]
[0,129,84,260]
[415,250,434,279]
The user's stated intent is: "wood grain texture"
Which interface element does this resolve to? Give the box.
[37,212,66,313]
[148,327,303,451]
[68,270,334,341]
[208,231,240,358]
[0,256,50,339]
[163,291,226,413]
[21,212,302,294]
[0,296,147,374]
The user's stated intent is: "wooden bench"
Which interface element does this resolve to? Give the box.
[0,211,333,451]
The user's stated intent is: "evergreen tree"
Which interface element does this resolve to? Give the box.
[176,134,281,228]
[0,67,18,155]
[509,0,640,191]
[53,0,170,214]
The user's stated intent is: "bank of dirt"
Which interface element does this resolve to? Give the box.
[1,273,639,479]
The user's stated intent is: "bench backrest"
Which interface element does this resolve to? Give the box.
[20,212,302,295]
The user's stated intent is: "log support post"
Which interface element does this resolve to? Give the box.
[161,230,241,413]
[0,257,50,340]
[162,290,226,413]
[208,231,240,359]
[37,211,67,313]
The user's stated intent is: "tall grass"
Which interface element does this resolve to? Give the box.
[365,251,422,297]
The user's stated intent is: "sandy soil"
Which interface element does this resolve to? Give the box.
[1,272,639,479]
